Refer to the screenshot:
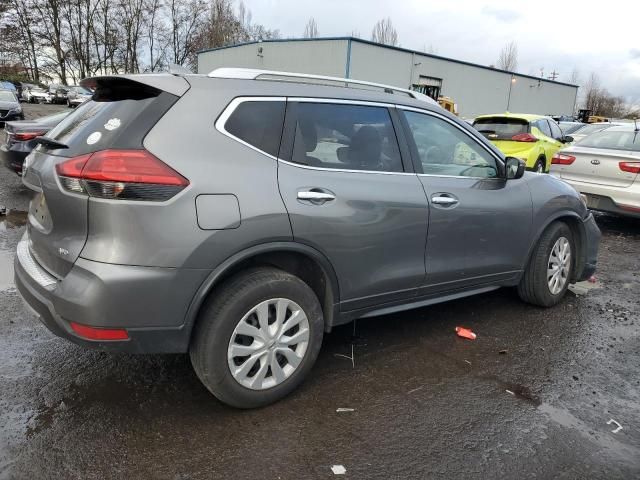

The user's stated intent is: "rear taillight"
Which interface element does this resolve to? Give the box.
[552,153,576,165]
[15,131,47,141]
[56,149,189,201]
[619,162,640,174]
[511,133,537,142]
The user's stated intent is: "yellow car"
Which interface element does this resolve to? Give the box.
[473,113,571,173]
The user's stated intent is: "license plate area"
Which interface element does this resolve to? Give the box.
[29,192,53,231]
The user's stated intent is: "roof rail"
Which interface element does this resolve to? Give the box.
[208,68,437,105]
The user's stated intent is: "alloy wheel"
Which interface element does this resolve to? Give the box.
[227,298,310,390]
[547,236,571,294]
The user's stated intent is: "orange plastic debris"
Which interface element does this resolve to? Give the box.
[455,326,477,340]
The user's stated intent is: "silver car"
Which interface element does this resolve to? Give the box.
[551,124,640,217]
[14,69,601,408]
[66,85,93,107]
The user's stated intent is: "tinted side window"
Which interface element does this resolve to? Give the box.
[224,101,286,157]
[535,119,552,137]
[291,103,403,172]
[549,120,563,140]
[404,111,498,178]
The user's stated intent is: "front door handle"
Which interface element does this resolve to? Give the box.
[431,195,459,206]
[297,189,336,204]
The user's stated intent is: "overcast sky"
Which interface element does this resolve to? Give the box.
[243,0,640,104]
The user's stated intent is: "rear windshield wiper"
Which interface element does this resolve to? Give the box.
[33,136,69,150]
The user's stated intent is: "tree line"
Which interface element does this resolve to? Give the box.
[0,0,279,85]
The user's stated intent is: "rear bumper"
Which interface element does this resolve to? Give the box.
[14,234,209,353]
[555,177,640,218]
[577,213,601,281]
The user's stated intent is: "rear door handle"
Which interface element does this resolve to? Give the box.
[431,195,459,206]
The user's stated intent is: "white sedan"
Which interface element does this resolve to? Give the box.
[550,124,640,218]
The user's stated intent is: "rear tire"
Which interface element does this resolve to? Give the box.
[190,267,324,408]
[518,222,574,307]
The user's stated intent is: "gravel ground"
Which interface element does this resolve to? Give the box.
[0,103,638,479]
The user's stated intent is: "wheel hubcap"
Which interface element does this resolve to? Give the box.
[227,298,310,390]
[547,236,571,295]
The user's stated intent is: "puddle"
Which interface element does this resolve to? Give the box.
[0,209,28,232]
[0,252,14,291]
[538,403,640,465]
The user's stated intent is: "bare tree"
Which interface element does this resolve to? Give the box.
[166,0,207,67]
[497,40,518,71]
[371,17,398,46]
[349,29,360,38]
[303,17,317,38]
[5,0,41,82]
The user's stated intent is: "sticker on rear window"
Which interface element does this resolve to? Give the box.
[104,118,121,131]
[86,131,102,145]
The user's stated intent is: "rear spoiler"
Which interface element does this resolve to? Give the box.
[81,74,190,97]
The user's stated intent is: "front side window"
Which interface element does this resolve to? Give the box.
[549,120,563,140]
[290,103,403,172]
[224,100,286,157]
[534,119,552,138]
[404,110,499,178]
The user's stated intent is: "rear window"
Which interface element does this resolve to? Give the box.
[573,124,612,136]
[224,100,286,157]
[42,80,175,157]
[577,130,640,151]
[473,117,529,140]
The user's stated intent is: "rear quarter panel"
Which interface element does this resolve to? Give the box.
[79,76,293,269]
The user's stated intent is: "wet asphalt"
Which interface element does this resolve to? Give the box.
[0,104,639,479]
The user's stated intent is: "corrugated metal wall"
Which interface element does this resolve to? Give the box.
[198,39,577,119]
[198,39,348,78]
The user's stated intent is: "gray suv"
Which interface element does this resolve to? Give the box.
[15,69,601,408]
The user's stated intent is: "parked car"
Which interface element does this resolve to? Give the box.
[14,69,600,408]
[1,111,69,174]
[473,113,573,173]
[23,87,51,104]
[66,86,93,107]
[0,89,24,127]
[570,122,619,143]
[45,85,69,104]
[20,83,38,102]
[550,124,640,218]
[559,121,584,135]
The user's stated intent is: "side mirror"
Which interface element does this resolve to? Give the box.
[562,135,574,143]
[505,157,526,179]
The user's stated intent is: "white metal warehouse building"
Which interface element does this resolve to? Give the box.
[197,37,578,118]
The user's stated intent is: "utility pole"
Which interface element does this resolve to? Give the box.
[548,70,559,81]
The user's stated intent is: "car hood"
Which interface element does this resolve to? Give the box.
[0,100,19,109]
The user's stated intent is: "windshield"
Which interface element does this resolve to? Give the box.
[577,130,640,151]
[473,117,529,140]
[573,124,613,136]
[0,90,17,102]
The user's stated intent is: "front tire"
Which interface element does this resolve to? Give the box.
[190,267,324,408]
[518,221,574,307]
